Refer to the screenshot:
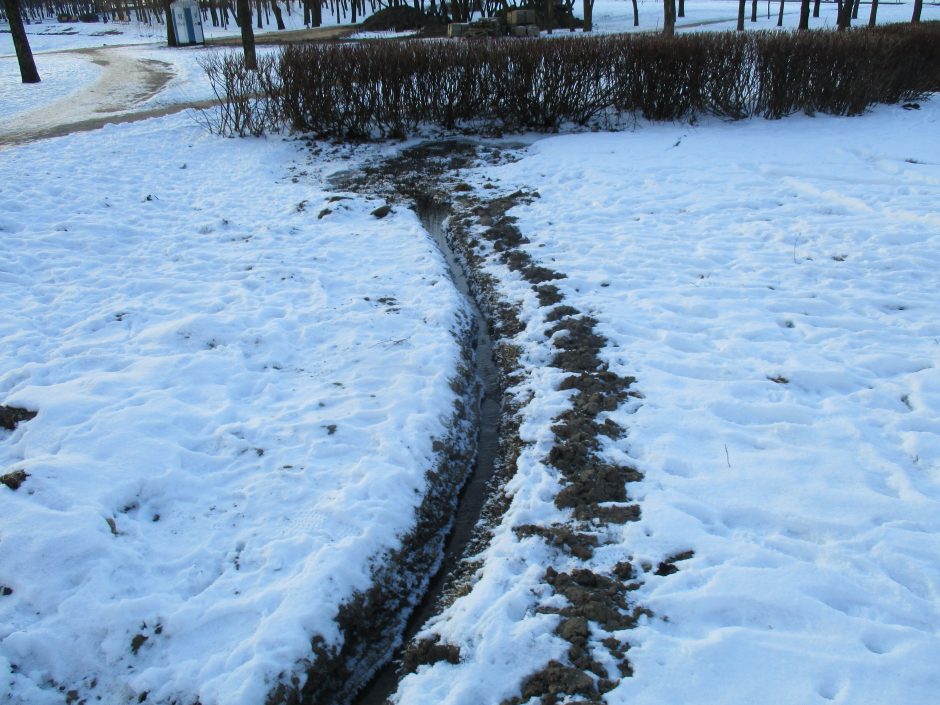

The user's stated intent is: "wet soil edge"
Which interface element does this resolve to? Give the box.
[264,314,481,705]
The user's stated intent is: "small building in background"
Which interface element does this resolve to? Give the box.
[171,0,205,46]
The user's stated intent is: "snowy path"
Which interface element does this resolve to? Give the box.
[0,47,185,146]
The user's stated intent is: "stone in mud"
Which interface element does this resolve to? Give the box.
[371,204,392,219]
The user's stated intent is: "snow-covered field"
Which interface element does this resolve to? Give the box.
[0,116,473,704]
[393,101,940,704]
[2,3,939,704]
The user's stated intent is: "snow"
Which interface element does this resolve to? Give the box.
[591,0,932,34]
[0,52,102,121]
[2,3,940,704]
[393,100,940,704]
[0,116,470,704]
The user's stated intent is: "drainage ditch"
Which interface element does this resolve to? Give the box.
[351,199,504,705]
[328,140,659,705]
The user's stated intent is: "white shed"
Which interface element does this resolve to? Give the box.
[171,0,205,46]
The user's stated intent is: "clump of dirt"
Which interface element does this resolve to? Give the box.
[0,470,29,491]
[0,405,37,431]
[502,568,652,705]
[515,523,598,560]
[654,550,695,576]
[400,634,461,674]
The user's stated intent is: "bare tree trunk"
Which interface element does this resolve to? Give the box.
[812,0,819,16]
[677,0,683,18]
[312,0,321,25]
[271,0,285,28]
[663,0,675,35]
[255,0,262,28]
[3,0,40,83]
[162,0,178,46]
[737,0,745,30]
[837,0,851,29]
[868,0,878,25]
[776,0,784,25]
[631,0,638,26]
[582,0,592,31]
[751,0,757,21]
[851,0,860,19]
[237,0,257,68]
[798,0,809,28]
[911,0,922,22]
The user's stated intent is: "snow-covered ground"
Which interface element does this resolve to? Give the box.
[2,3,939,704]
[393,100,940,704]
[0,115,472,704]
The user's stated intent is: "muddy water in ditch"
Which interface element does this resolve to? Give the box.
[352,202,502,705]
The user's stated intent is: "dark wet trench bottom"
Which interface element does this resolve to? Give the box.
[350,201,504,705]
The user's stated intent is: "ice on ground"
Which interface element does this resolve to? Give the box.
[0,115,468,704]
[394,99,940,704]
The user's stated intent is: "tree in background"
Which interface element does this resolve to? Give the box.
[837,0,853,29]
[911,0,922,22]
[798,0,810,29]
[737,0,746,30]
[3,0,40,83]
[236,0,257,69]
[162,0,178,46]
[663,0,675,35]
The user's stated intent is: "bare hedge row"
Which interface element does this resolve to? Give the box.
[205,23,940,138]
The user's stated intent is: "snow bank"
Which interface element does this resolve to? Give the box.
[0,115,469,704]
